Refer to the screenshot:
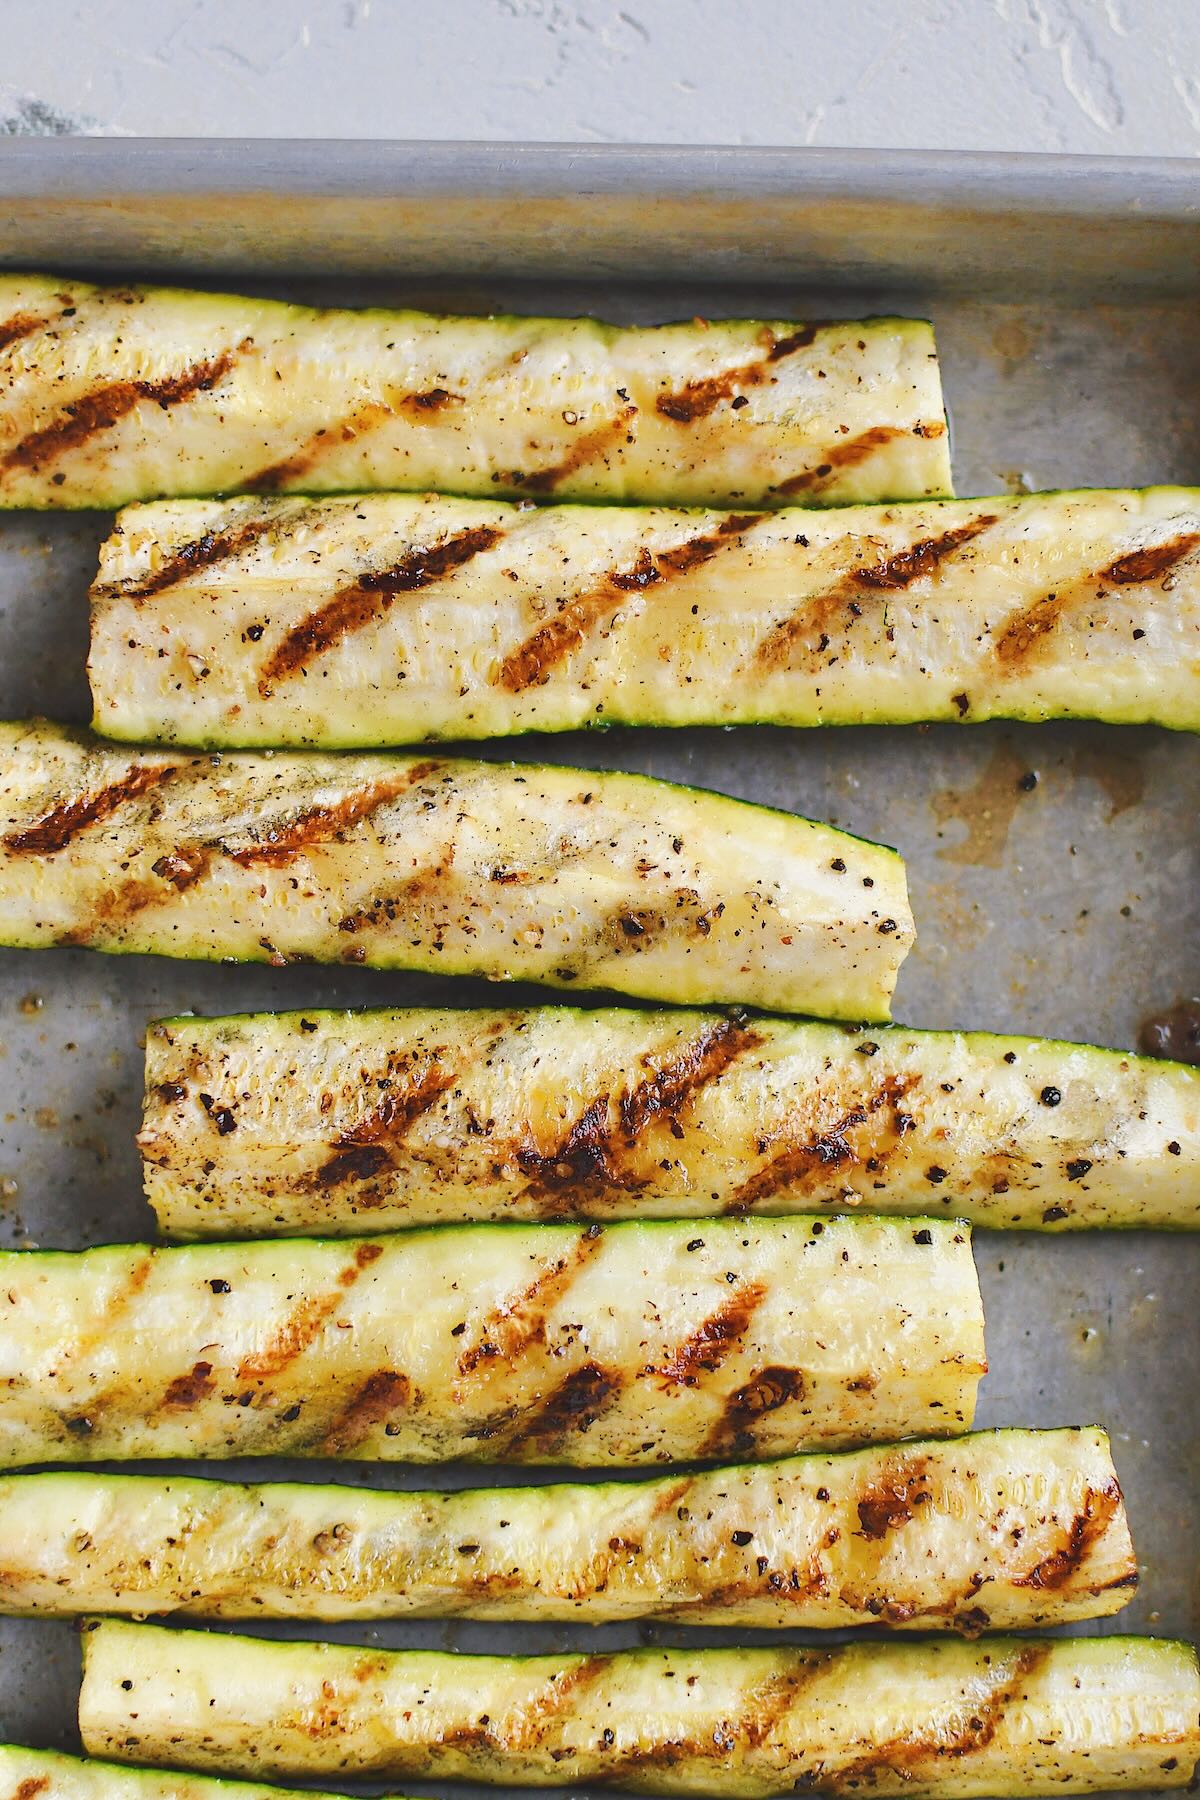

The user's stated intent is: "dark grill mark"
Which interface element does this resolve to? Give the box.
[1104,533,1200,585]
[770,425,907,498]
[656,326,822,423]
[242,400,393,493]
[0,346,245,475]
[701,1364,806,1458]
[767,324,822,361]
[649,1281,767,1387]
[457,1230,606,1376]
[224,764,441,866]
[13,1778,50,1800]
[1013,1481,1124,1590]
[162,1360,215,1408]
[756,515,997,667]
[856,1457,931,1539]
[316,1143,391,1186]
[994,531,1200,665]
[519,1016,762,1200]
[320,1369,412,1455]
[260,526,502,686]
[517,1094,628,1193]
[497,512,764,692]
[4,763,176,856]
[400,387,464,415]
[515,408,637,494]
[151,846,211,890]
[317,1066,455,1187]
[728,1077,917,1210]
[236,1244,383,1384]
[98,507,303,602]
[0,313,45,353]
[822,1646,1049,1790]
[620,1017,764,1139]
[501,1361,623,1456]
[856,517,999,589]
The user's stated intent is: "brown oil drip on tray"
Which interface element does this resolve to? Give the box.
[1138,998,1200,1064]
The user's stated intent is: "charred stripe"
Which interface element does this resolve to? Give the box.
[4,763,177,856]
[96,505,309,603]
[497,512,764,692]
[223,763,443,865]
[457,1229,606,1376]
[512,408,637,495]
[259,525,502,685]
[0,345,246,475]
[770,425,909,498]
[656,326,824,423]
[648,1281,768,1387]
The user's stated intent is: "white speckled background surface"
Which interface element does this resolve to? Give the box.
[0,0,1196,152]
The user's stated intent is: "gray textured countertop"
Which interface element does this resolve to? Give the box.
[1,0,1197,151]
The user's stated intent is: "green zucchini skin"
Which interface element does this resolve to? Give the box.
[141,1004,1200,1237]
[0,721,912,1020]
[80,1619,1200,1797]
[0,1747,390,1800]
[0,1429,1134,1630]
[90,487,1200,745]
[0,276,951,509]
[0,1218,983,1469]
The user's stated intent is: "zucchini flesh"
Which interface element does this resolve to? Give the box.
[0,1747,384,1800]
[141,1004,1200,1237]
[0,1217,983,1469]
[0,275,951,509]
[89,488,1200,745]
[0,721,912,1019]
[0,1429,1134,1630]
[80,1619,1200,1797]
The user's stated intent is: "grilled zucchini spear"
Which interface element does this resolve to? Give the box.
[0,721,912,1019]
[90,488,1200,746]
[142,1004,1200,1237]
[0,1749,398,1800]
[0,275,951,509]
[0,1429,1134,1631]
[80,1619,1200,1797]
[0,1218,983,1469]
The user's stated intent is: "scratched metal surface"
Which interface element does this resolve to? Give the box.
[0,149,1196,1798]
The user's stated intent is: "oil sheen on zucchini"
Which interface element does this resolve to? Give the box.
[141,1004,1200,1237]
[0,721,912,1019]
[0,275,951,509]
[89,488,1200,745]
[0,1429,1135,1630]
[80,1619,1200,1797]
[0,1218,983,1469]
[0,1747,387,1800]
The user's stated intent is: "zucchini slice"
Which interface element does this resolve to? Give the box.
[0,721,912,1019]
[0,275,951,509]
[0,1747,385,1800]
[0,1428,1134,1630]
[0,1217,983,1469]
[80,1619,1200,1797]
[141,1004,1200,1238]
[89,487,1200,745]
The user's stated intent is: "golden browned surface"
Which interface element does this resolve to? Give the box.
[0,722,911,1019]
[80,1622,1200,1796]
[0,1430,1136,1629]
[141,1005,1200,1236]
[0,277,950,509]
[0,1219,983,1469]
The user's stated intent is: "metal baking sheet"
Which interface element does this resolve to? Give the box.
[0,144,1197,1797]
